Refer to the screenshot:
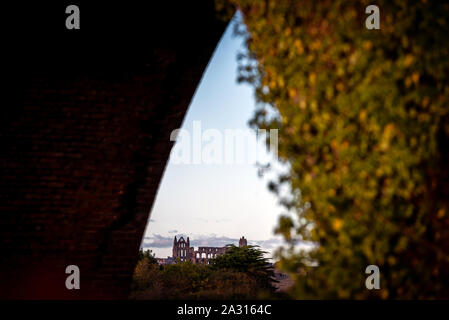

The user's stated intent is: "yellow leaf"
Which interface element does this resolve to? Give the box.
[363,41,373,51]
[388,256,396,266]
[294,39,304,54]
[422,97,430,108]
[336,82,344,92]
[288,88,297,98]
[309,73,316,85]
[332,218,343,231]
[404,54,414,67]
[380,123,396,151]
[359,110,367,122]
[412,72,420,84]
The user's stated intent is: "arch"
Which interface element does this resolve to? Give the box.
[0,1,230,299]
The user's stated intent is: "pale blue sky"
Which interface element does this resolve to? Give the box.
[142,15,285,258]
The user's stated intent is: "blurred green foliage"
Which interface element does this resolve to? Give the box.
[221,0,449,298]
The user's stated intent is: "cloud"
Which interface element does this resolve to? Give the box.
[142,233,286,251]
[168,230,178,234]
[142,234,173,248]
[194,218,232,224]
[251,237,284,249]
[190,234,238,247]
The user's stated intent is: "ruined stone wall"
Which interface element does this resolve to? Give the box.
[0,2,228,299]
[172,236,235,264]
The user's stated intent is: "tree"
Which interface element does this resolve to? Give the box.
[211,245,276,291]
[131,256,161,294]
[223,0,449,298]
[130,259,266,299]
[137,248,158,265]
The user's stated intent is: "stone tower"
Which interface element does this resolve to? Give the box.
[239,236,248,247]
[173,236,178,258]
[173,236,193,262]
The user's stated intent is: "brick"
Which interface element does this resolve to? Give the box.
[0,1,229,299]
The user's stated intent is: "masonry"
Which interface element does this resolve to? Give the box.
[0,2,229,299]
[171,236,248,264]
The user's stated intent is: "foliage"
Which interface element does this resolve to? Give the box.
[137,248,158,265]
[211,245,276,291]
[223,0,449,298]
[131,257,161,293]
[130,260,273,300]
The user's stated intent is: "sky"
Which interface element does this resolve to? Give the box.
[141,14,287,259]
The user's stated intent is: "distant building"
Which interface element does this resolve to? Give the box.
[156,235,248,265]
[172,235,227,264]
[155,256,176,265]
[239,236,247,247]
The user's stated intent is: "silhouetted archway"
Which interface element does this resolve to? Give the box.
[0,1,230,299]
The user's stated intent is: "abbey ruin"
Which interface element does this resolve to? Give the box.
[160,236,248,265]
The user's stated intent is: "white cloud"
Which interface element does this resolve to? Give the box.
[142,233,286,250]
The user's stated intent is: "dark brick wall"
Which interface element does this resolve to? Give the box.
[0,1,228,299]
